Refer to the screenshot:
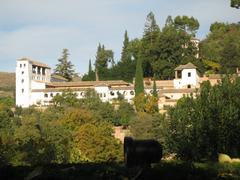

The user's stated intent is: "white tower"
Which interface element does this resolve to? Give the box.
[16,58,51,107]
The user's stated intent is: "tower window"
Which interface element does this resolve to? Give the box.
[44,93,48,98]
[50,93,53,97]
[188,72,191,77]
[187,85,191,89]
[20,64,22,68]
[22,71,24,74]
[22,89,24,93]
[21,79,24,83]
[24,64,26,67]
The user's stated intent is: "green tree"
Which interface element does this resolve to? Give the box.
[220,37,240,73]
[152,78,158,98]
[121,30,131,63]
[141,12,161,77]
[231,0,240,8]
[73,122,122,162]
[134,57,144,96]
[95,44,114,80]
[174,15,200,36]
[164,77,240,161]
[114,101,135,126]
[52,89,79,107]
[200,22,240,73]
[130,112,157,139]
[88,59,92,74]
[54,49,75,81]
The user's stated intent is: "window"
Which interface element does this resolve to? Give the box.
[50,93,53,97]
[44,93,48,98]
[187,85,191,89]
[21,79,24,83]
[188,72,191,77]
[42,68,46,75]
[80,92,85,96]
[21,71,24,74]
[20,64,22,68]
[110,91,115,96]
[24,64,26,67]
[130,91,135,95]
[103,93,106,97]
[22,89,24,93]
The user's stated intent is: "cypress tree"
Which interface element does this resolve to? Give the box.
[152,78,158,98]
[88,59,92,74]
[134,57,144,95]
[121,30,131,63]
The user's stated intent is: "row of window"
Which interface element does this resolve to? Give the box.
[110,90,135,96]
[32,66,46,75]
[19,64,26,68]
[43,90,160,99]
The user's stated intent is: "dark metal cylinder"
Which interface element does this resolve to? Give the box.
[124,137,162,167]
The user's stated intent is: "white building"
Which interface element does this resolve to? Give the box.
[16,58,220,110]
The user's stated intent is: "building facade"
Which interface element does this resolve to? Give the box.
[16,58,221,110]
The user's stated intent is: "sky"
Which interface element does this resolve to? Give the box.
[0,0,239,75]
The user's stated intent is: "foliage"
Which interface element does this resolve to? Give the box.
[73,122,122,162]
[134,93,158,114]
[52,89,79,107]
[174,15,199,35]
[134,57,144,96]
[54,48,75,81]
[231,0,240,8]
[114,101,135,126]
[164,77,240,161]
[200,22,240,74]
[152,78,158,98]
[0,89,125,166]
[95,44,114,80]
[130,112,160,139]
[0,96,14,107]
[82,12,200,82]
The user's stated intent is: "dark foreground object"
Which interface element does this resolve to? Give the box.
[124,137,162,167]
[1,161,240,180]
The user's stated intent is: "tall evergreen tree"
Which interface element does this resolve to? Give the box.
[88,59,92,74]
[121,30,131,63]
[141,12,161,77]
[95,43,114,80]
[134,57,144,96]
[165,15,174,28]
[152,78,158,98]
[54,48,75,81]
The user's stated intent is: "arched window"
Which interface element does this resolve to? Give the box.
[44,93,48,98]
[130,91,134,95]
[110,91,115,96]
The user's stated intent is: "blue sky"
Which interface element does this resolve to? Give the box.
[0,0,239,74]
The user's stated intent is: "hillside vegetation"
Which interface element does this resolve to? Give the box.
[0,72,15,97]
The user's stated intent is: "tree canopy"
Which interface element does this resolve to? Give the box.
[54,49,75,81]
